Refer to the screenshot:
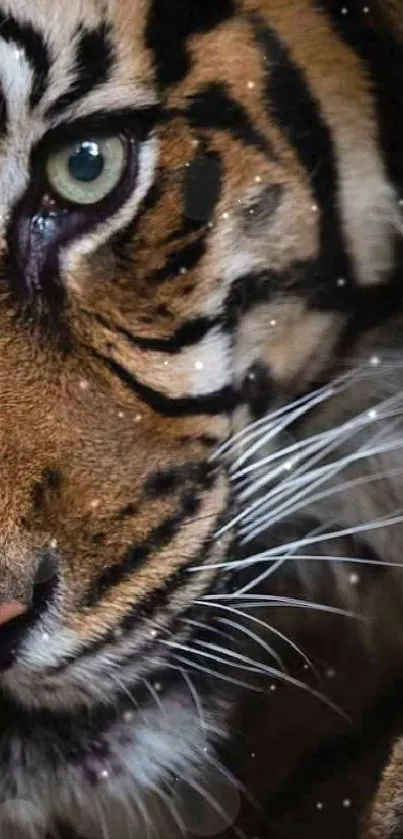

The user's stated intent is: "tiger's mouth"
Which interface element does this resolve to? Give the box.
[0,573,59,672]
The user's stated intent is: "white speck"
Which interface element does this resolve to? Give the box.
[191,139,200,148]
[316,802,324,810]
[251,752,256,758]
[247,371,256,381]
[337,277,346,287]
[222,211,229,220]
[270,684,277,692]
[49,538,58,549]
[362,5,369,12]
[42,633,50,641]
[195,360,204,371]
[343,799,352,808]
[135,414,142,423]
[113,627,123,639]
[13,47,24,61]
[100,769,110,780]
[326,667,336,679]
[341,6,348,14]
[249,208,255,215]
[284,458,298,471]
[118,411,125,419]
[163,360,169,367]
[179,266,187,275]
[270,319,277,327]
[123,711,134,723]
[79,379,89,390]
[349,572,360,586]
[255,176,262,184]
[247,81,255,89]
[90,499,100,510]
[370,355,381,367]
[203,747,208,753]
[303,663,310,671]
[208,221,214,229]
[154,682,162,692]
[150,629,158,638]
[311,203,318,212]
[399,198,403,207]
[368,408,377,420]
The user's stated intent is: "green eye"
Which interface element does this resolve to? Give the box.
[46,136,127,206]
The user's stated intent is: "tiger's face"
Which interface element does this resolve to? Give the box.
[0,0,402,837]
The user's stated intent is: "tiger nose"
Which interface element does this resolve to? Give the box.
[0,602,28,625]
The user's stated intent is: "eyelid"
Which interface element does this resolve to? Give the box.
[35,106,161,160]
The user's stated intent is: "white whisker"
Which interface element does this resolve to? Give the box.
[198,595,362,620]
[216,612,317,675]
[241,440,403,543]
[169,648,348,720]
[178,667,207,733]
[194,624,285,672]
[212,381,338,460]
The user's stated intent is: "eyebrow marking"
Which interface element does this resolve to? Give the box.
[45,23,115,120]
[0,10,51,108]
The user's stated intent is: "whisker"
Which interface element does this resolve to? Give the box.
[196,551,403,575]
[231,385,339,471]
[198,595,362,620]
[216,363,395,464]
[207,603,318,675]
[241,441,403,542]
[163,639,270,675]
[193,631,285,673]
[168,651,349,721]
[182,617,239,648]
[178,667,207,733]
[162,653,270,693]
[212,381,338,460]
[237,511,403,593]
[236,396,403,511]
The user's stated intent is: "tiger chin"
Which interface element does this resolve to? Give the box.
[0,0,401,838]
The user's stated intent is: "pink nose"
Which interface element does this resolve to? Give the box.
[0,603,27,626]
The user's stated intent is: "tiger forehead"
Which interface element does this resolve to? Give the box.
[0,0,154,117]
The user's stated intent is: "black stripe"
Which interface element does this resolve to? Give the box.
[45,23,114,120]
[84,491,203,607]
[39,106,160,153]
[0,81,8,137]
[182,82,274,156]
[52,531,225,675]
[316,0,403,194]
[93,350,236,417]
[145,461,213,498]
[253,20,353,287]
[224,262,350,323]
[147,236,207,284]
[146,0,235,87]
[225,257,403,324]
[0,11,51,109]
[91,311,219,353]
[184,150,223,223]
[111,181,164,266]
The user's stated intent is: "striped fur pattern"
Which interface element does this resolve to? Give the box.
[0,0,400,836]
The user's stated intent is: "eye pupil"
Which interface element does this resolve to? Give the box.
[68,141,104,184]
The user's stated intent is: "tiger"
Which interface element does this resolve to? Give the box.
[0,0,402,837]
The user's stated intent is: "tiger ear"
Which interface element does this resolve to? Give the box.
[363,737,403,839]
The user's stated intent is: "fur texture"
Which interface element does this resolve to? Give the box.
[0,0,400,836]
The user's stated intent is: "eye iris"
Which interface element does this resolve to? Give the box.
[68,141,104,183]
